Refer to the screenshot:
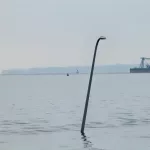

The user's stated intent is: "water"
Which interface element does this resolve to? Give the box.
[0,74,150,150]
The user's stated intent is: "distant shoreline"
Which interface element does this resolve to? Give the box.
[1,64,138,75]
[0,72,131,75]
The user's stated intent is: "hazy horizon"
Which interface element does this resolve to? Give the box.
[2,63,139,70]
[1,0,150,71]
[1,63,139,75]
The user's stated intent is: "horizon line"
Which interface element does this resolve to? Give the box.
[2,63,139,70]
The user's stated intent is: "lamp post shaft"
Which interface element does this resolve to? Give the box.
[81,38,102,134]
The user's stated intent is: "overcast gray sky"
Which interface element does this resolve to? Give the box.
[0,0,150,70]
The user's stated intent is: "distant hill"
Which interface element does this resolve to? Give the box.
[1,64,139,75]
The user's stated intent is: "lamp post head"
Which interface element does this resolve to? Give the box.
[100,36,106,40]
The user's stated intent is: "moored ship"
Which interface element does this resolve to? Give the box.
[130,57,150,73]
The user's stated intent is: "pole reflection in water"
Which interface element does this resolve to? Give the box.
[81,133,93,149]
[81,133,106,150]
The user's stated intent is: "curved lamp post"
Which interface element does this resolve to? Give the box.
[81,36,106,134]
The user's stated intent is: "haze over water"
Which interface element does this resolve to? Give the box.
[0,74,150,150]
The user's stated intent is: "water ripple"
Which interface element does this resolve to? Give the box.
[0,119,81,135]
[86,122,117,129]
[139,135,150,139]
[118,117,138,126]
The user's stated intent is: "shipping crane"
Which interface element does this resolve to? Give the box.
[140,57,150,68]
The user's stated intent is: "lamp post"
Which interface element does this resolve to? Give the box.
[81,36,106,134]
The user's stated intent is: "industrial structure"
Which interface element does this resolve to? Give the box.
[130,57,150,73]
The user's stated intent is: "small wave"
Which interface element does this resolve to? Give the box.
[139,135,150,139]
[86,122,117,129]
[0,141,7,144]
[0,120,81,135]
[117,117,138,126]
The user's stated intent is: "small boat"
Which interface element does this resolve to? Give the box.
[76,69,79,74]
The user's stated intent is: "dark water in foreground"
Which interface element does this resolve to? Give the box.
[0,74,150,150]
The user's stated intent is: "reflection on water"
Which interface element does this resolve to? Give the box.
[81,133,106,150]
[81,133,93,149]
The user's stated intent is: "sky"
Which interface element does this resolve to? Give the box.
[0,0,150,70]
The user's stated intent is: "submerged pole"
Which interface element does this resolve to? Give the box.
[81,36,106,134]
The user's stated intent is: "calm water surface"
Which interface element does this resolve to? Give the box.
[0,74,150,150]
